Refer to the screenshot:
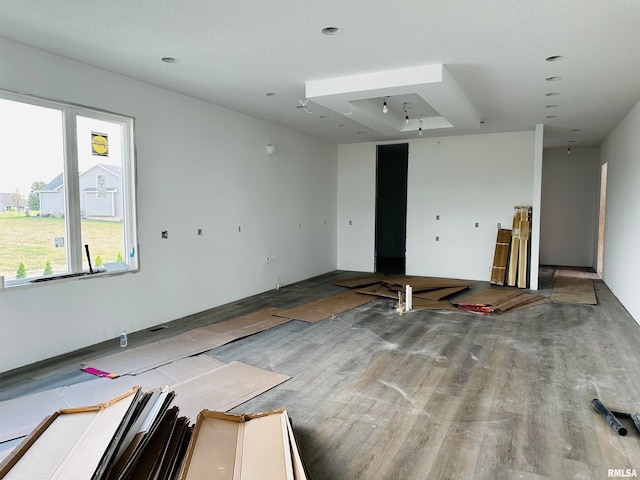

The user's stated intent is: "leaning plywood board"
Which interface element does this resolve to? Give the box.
[275,291,375,323]
[518,209,531,289]
[82,308,288,377]
[0,387,141,479]
[179,409,299,480]
[0,355,222,444]
[551,277,597,305]
[490,229,512,285]
[507,208,521,287]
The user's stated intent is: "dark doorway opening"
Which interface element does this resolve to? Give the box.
[375,143,408,274]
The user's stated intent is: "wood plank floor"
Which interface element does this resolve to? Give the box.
[1,267,639,479]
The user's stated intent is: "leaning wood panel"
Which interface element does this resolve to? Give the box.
[507,209,520,286]
[490,229,512,285]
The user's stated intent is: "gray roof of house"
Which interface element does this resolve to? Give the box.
[40,164,122,191]
[0,192,27,206]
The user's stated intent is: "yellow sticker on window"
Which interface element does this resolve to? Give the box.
[91,132,108,156]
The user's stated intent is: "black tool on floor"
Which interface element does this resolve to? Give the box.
[592,398,627,435]
[610,410,640,434]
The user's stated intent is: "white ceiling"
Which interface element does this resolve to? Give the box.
[1,0,639,148]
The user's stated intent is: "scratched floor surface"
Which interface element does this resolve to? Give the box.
[1,268,639,479]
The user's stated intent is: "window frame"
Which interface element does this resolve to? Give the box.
[0,89,139,287]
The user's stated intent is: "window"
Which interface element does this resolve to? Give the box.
[0,90,138,285]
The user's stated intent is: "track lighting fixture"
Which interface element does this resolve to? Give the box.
[567,140,575,155]
[418,117,423,136]
[403,103,410,125]
[382,97,389,114]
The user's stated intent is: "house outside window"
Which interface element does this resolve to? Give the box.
[0,90,138,285]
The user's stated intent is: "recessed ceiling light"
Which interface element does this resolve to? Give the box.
[322,26,341,35]
[570,128,582,132]
[161,57,179,63]
[546,92,561,96]
[546,76,562,81]
[338,124,347,127]
[480,120,486,124]
[545,115,558,119]
[357,131,367,134]
[266,92,279,97]
[320,115,330,119]
[545,55,565,62]
[545,105,559,108]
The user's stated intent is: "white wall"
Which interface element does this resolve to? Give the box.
[540,146,600,267]
[0,38,337,373]
[337,131,537,281]
[600,100,640,325]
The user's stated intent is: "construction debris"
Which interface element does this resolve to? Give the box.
[0,387,308,480]
[453,288,549,314]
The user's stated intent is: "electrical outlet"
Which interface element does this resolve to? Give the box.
[349,220,352,225]
[197,228,203,236]
[161,231,168,239]
[475,222,479,228]
[436,215,440,220]
[436,236,440,242]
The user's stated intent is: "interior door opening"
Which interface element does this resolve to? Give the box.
[375,143,408,274]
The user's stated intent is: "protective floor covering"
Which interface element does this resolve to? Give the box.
[0,355,289,444]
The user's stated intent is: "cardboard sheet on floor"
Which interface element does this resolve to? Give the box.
[453,288,523,307]
[170,361,290,423]
[82,307,288,377]
[0,355,221,444]
[554,266,600,280]
[551,276,597,305]
[492,293,550,313]
[413,286,469,301]
[0,356,289,445]
[411,298,457,310]
[275,291,375,323]
[331,273,388,288]
[356,283,400,299]
[383,276,470,292]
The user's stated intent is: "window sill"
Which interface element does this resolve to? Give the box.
[0,267,139,293]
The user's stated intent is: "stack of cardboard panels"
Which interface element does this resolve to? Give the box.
[507,206,533,289]
[453,288,549,314]
[180,409,307,480]
[345,276,471,310]
[0,387,307,480]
